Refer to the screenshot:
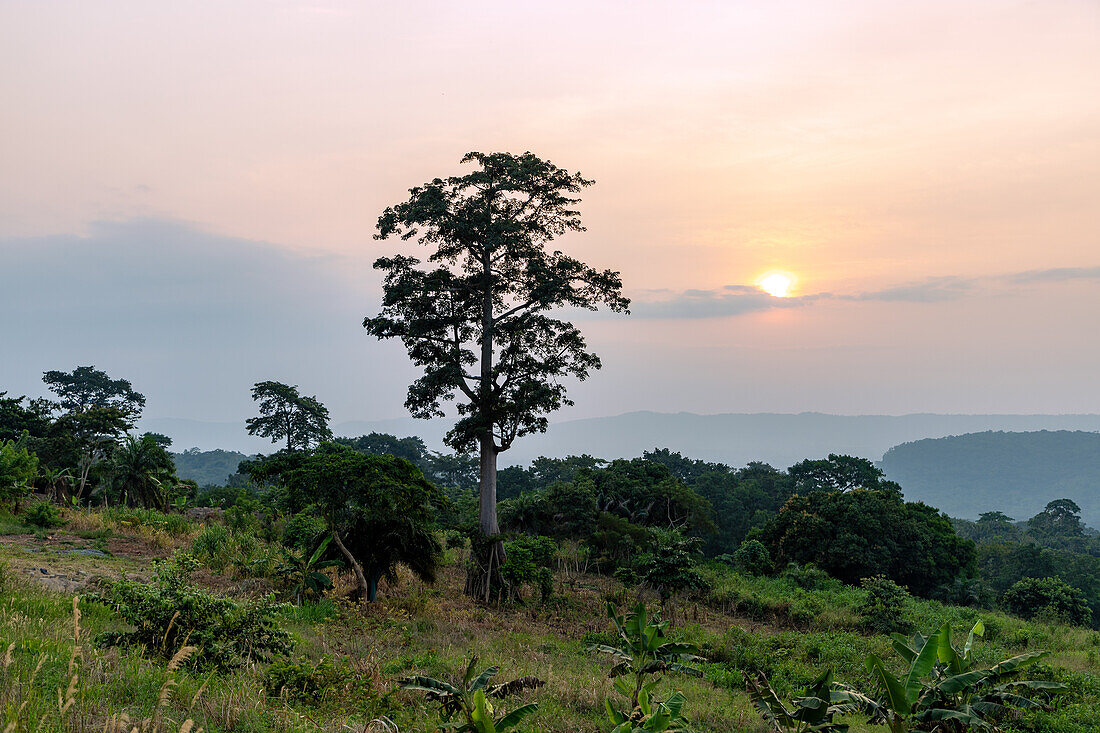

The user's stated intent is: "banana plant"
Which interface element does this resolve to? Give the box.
[746,668,873,732]
[399,657,542,732]
[605,687,690,732]
[277,536,340,605]
[864,620,1066,732]
[591,602,704,731]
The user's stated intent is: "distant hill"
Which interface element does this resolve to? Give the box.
[147,412,1100,471]
[880,431,1100,526]
[170,448,253,486]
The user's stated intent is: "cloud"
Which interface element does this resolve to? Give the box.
[632,284,823,319]
[0,218,385,421]
[847,276,978,303]
[630,263,1100,319]
[1009,266,1100,284]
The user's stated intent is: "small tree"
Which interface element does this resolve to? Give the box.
[366,151,629,600]
[250,443,442,605]
[245,381,332,452]
[1003,576,1092,626]
[102,434,176,509]
[590,602,704,729]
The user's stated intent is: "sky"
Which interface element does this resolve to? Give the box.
[1,0,1098,428]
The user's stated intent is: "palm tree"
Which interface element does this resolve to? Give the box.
[103,434,175,509]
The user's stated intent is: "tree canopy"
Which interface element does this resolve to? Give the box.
[245,381,332,452]
[42,366,145,425]
[248,442,443,603]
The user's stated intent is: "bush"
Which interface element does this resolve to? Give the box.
[93,552,293,670]
[635,530,708,602]
[1003,576,1092,627]
[779,562,834,591]
[282,511,327,552]
[502,534,556,602]
[262,657,377,708]
[24,500,65,529]
[857,575,912,634]
[443,528,466,550]
[191,523,233,572]
[732,539,772,576]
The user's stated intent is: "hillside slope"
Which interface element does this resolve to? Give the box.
[880,430,1100,525]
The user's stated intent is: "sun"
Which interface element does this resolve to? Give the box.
[758,271,795,298]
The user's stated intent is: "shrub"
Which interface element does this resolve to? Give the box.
[732,539,772,576]
[635,530,708,602]
[1003,576,1092,627]
[857,575,912,634]
[779,562,834,590]
[24,500,65,529]
[93,552,293,670]
[501,534,556,602]
[262,657,376,708]
[191,523,233,572]
[282,510,327,552]
[443,529,466,550]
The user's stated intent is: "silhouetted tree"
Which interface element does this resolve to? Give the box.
[365,151,629,600]
[245,381,332,451]
[42,366,145,426]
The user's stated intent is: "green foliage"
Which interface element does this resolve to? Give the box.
[733,539,773,576]
[399,656,543,732]
[745,668,863,732]
[105,506,192,536]
[863,619,1067,732]
[501,534,555,602]
[604,688,691,732]
[0,437,38,510]
[278,536,340,605]
[634,530,708,602]
[760,486,976,597]
[262,656,377,709]
[282,509,327,551]
[101,433,176,510]
[590,601,704,722]
[24,500,64,529]
[93,552,292,670]
[190,522,233,572]
[1003,576,1092,627]
[245,380,332,452]
[857,576,913,635]
[789,454,901,496]
[250,442,443,603]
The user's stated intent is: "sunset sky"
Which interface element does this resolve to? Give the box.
[2,0,1098,427]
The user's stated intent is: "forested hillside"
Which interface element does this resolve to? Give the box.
[170,447,252,486]
[880,431,1100,526]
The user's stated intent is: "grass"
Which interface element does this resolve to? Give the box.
[2,511,1099,732]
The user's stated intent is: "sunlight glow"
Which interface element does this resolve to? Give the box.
[758,271,795,298]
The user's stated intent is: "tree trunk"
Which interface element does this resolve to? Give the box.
[463,220,507,601]
[331,530,370,609]
[478,434,499,535]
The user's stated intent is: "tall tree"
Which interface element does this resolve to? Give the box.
[245,381,332,451]
[365,151,629,599]
[42,366,146,426]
